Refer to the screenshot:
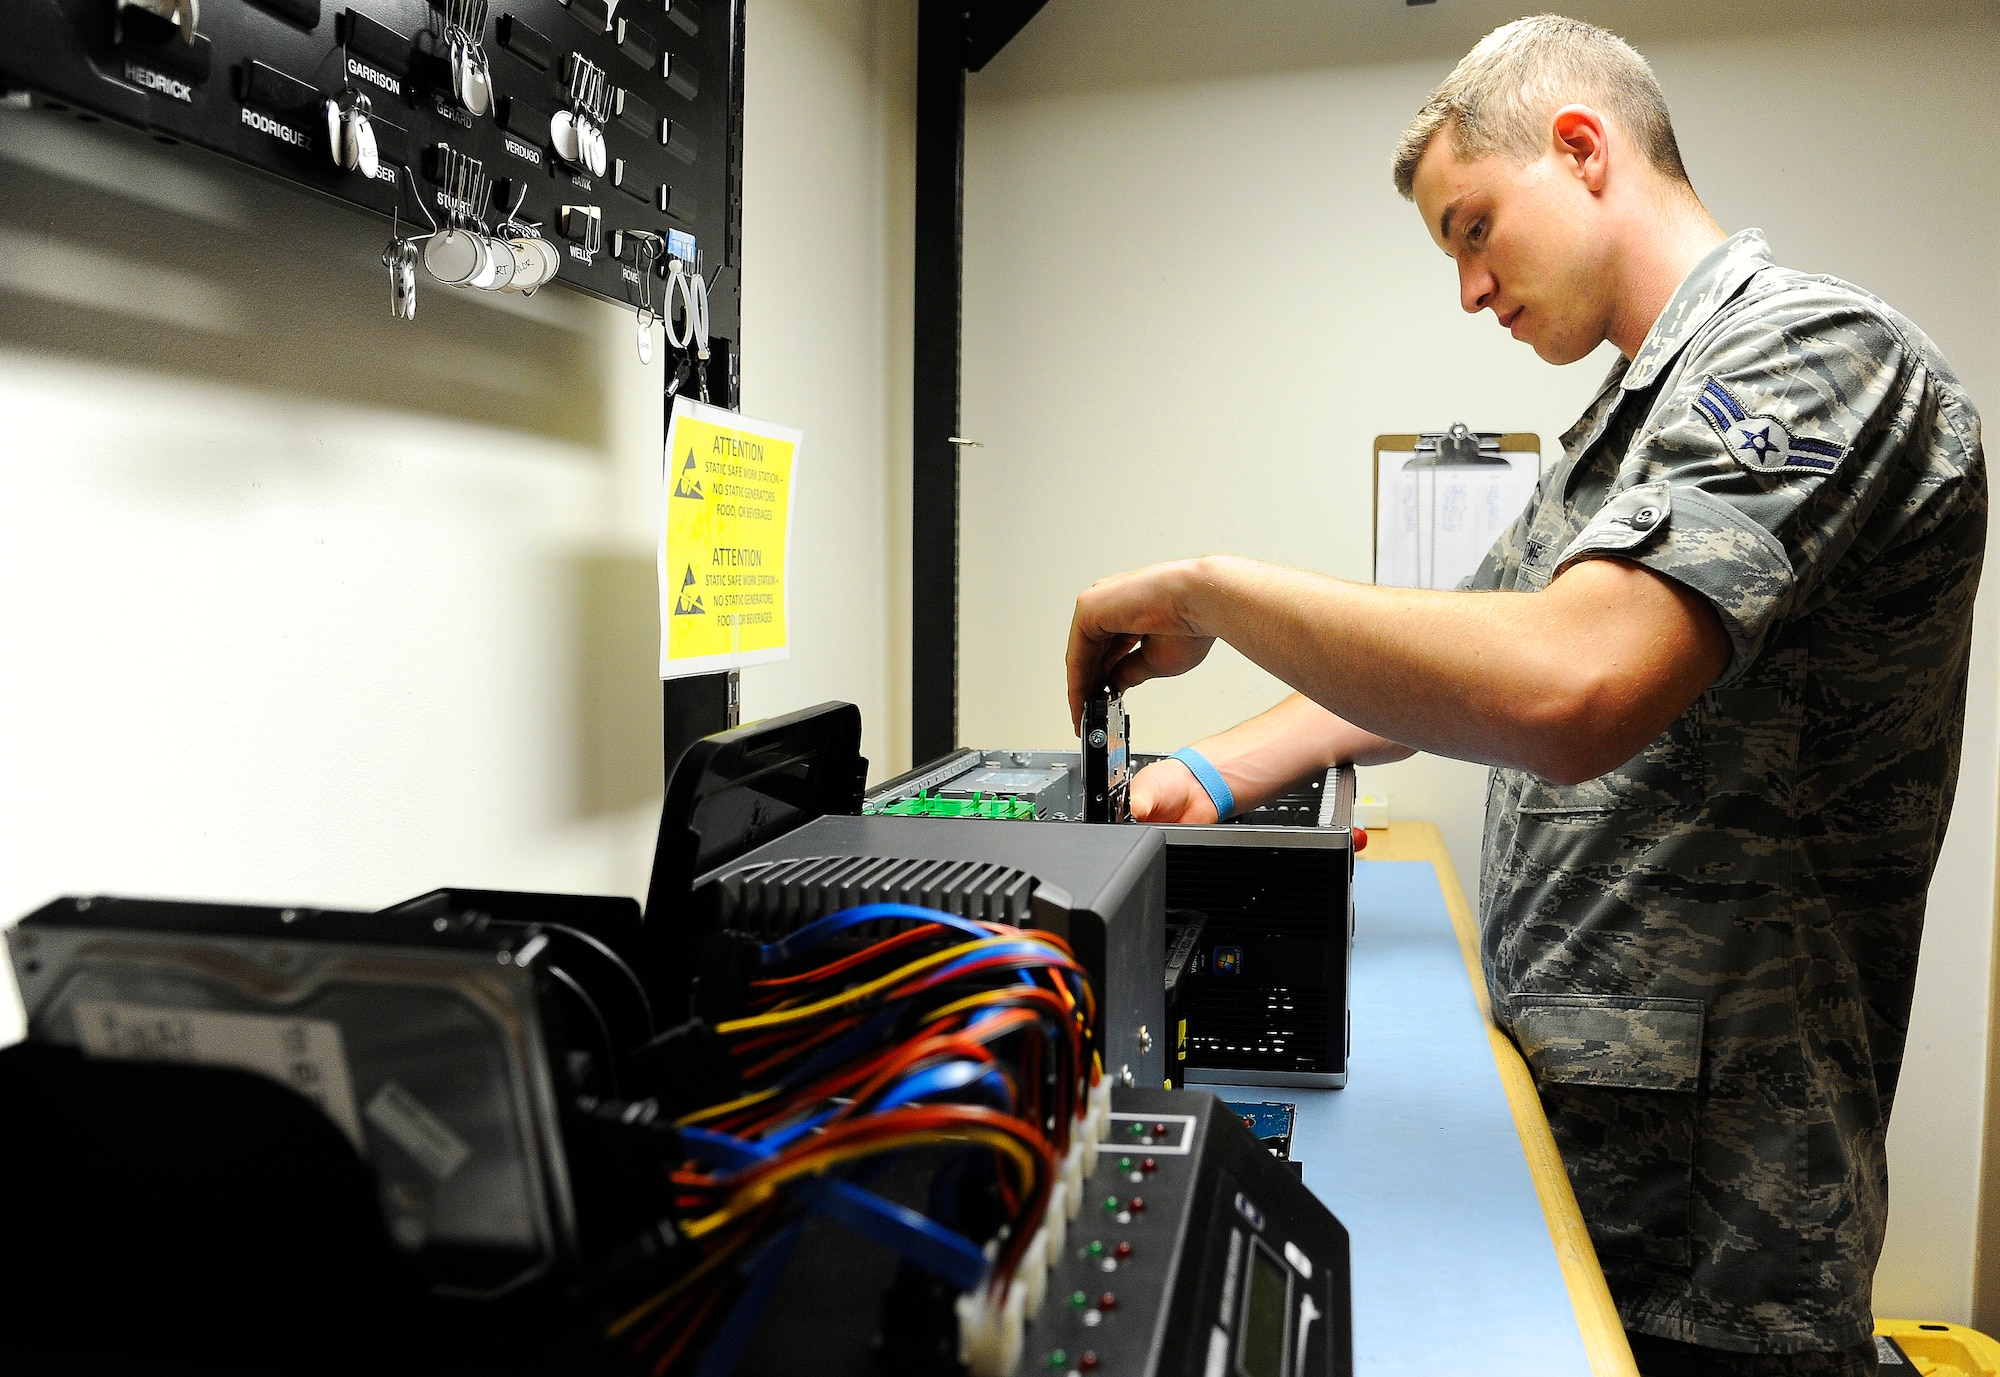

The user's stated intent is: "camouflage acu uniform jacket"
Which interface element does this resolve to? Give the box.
[1467,230,1986,1353]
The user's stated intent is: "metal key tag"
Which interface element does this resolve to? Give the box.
[351,111,378,180]
[400,247,419,318]
[346,94,377,179]
[325,98,346,168]
[385,239,418,319]
[464,49,491,117]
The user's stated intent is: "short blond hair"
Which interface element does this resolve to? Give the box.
[1391,14,1691,199]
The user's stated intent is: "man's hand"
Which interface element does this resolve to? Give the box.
[1129,758,1221,824]
[1066,559,1217,731]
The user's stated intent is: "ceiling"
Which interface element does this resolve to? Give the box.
[972,0,1988,98]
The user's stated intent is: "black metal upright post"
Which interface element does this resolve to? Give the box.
[911,1,968,765]
[661,0,749,788]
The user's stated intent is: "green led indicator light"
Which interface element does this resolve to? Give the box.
[1127,1122,1145,1138]
[1048,1350,1068,1370]
[1070,1290,1088,1309]
[1103,1195,1120,1213]
[1117,1157,1132,1171]
[1086,1240,1104,1258]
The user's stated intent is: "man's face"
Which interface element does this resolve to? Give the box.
[1411,128,1614,365]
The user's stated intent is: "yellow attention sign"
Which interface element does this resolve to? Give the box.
[658,398,799,678]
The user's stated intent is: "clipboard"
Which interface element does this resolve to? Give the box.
[1373,426,1541,590]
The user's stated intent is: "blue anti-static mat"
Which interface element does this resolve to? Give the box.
[1198,861,1592,1377]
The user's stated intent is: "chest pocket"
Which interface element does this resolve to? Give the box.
[1516,710,1706,816]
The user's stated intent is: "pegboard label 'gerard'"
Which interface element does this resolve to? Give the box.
[431,95,473,129]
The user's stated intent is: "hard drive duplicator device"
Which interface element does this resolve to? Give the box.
[2,700,1352,1375]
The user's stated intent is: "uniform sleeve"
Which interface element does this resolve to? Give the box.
[1460,470,1551,592]
[1551,295,1927,684]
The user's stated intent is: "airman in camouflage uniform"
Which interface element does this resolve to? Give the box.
[1061,18,1987,1371]
[1468,227,1987,1362]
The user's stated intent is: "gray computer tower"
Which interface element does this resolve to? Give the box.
[866,753,1356,1088]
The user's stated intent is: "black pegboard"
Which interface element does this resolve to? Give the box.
[0,0,742,341]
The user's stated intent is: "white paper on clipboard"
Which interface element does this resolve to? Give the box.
[1374,448,1540,590]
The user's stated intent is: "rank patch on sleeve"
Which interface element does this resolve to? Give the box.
[1693,377,1846,474]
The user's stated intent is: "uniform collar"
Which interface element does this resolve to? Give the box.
[1621,229,1773,390]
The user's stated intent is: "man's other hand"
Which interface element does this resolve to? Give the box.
[1129,758,1221,824]
[1067,559,1218,731]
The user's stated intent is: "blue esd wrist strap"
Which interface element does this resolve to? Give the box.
[1170,747,1236,821]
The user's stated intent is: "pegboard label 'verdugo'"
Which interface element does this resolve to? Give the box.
[658,398,799,678]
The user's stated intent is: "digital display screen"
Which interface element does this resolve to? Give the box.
[1237,1242,1290,1377]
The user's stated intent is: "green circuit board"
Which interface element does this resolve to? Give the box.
[862,793,1037,821]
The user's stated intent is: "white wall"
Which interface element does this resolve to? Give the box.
[960,2,2000,1325]
[736,0,914,771]
[0,0,914,1042]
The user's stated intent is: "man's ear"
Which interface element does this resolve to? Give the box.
[1551,104,1610,193]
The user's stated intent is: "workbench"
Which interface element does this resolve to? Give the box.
[1197,822,1638,1377]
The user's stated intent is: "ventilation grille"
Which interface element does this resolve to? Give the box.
[713,855,1036,938]
[1165,847,1345,941]
[1185,985,1333,1073]
[1235,778,1327,827]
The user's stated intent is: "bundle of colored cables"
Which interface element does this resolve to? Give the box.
[596,903,1109,1377]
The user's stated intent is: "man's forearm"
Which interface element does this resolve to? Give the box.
[1174,555,1726,783]
[1192,694,1413,814]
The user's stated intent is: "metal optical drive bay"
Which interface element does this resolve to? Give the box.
[7,895,586,1297]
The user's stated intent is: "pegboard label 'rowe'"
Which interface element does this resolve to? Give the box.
[659,398,800,678]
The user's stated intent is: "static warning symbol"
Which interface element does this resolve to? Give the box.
[672,449,704,500]
[672,565,705,615]
[658,398,800,678]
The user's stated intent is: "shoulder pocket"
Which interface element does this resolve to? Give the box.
[1509,994,1704,1266]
